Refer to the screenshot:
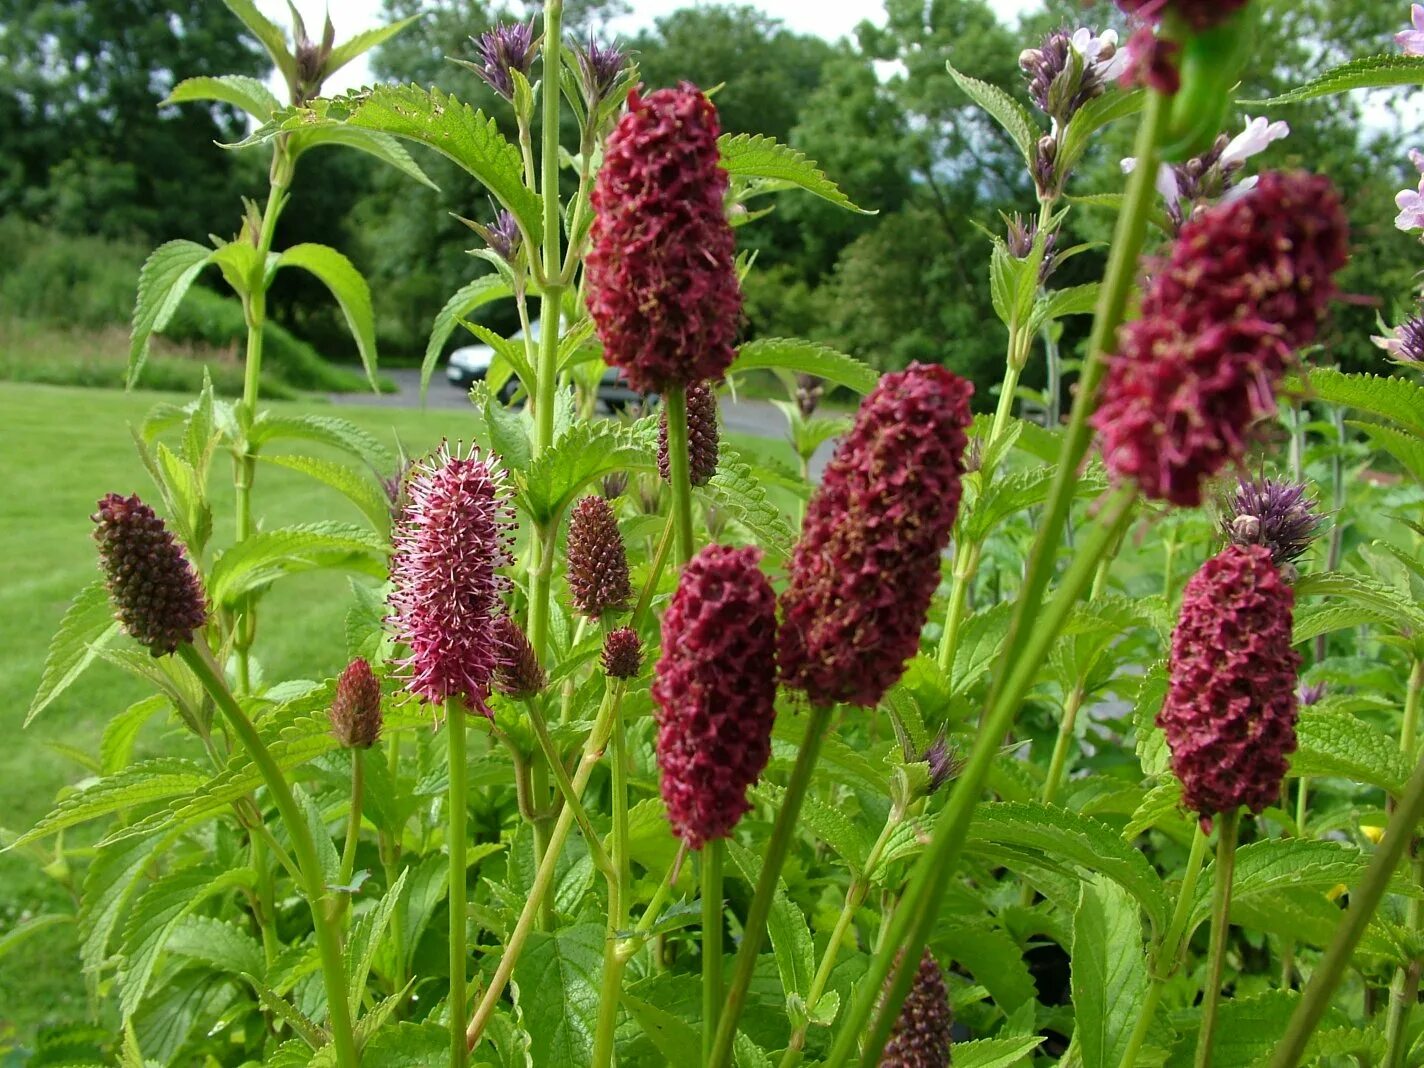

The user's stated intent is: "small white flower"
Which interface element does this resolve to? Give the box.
[1122,157,1181,204]
[1219,116,1290,169]
[1395,149,1424,233]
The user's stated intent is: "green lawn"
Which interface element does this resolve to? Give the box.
[0,380,792,1046]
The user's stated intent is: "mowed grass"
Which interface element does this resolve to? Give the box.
[0,380,794,1045]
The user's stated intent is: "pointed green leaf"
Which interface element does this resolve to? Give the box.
[274,243,380,391]
[252,86,540,242]
[1292,710,1411,795]
[164,75,280,120]
[517,420,653,524]
[1072,877,1149,1068]
[325,16,421,77]
[946,60,1041,168]
[422,275,513,397]
[101,695,170,776]
[1056,90,1145,180]
[287,125,437,189]
[346,868,408,1003]
[718,133,869,212]
[699,445,795,560]
[207,522,388,605]
[10,759,208,849]
[1352,419,1424,485]
[249,412,393,468]
[1293,570,1424,631]
[129,240,213,388]
[1029,283,1101,333]
[117,863,254,1018]
[726,837,814,1004]
[222,0,296,87]
[751,781,871,872]
[79,830,172,973]
[259,454,391,535]
[27,581,121,726]
[1304,367,1424,437]
[621,991,700,1063]
[1249,54,1424,106]
[165,915,265,979]
[731,337,878,394]
[951,1035,1046,1068]
[511,921,604,1066]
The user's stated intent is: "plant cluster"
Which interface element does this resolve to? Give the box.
[9,1,1424,1067]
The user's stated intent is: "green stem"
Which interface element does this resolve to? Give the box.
[592,688,633,1068]
[525,699,614,878]
[1118,980,1164,1068]
[1383,658,1424,1067]
[702,838,725,1065]
[448,705,469,1068]
[829,486,1141,1068]
[177,643,357,1068]
[466,682,621,1052]
[337,749,364,914]
[530,751,556,930]
[1270,742,1424,1067]
[708,702,834,1067]
[664,384,696,566]
[1194,809,1239,1068]
[632,515,676,632]
[935,541,981,674]
[989,359,1023,442]
[1401,659,1423,758]
[1042,689,1084,807]
[780,808,901,1067]
[827,88,1169,1067]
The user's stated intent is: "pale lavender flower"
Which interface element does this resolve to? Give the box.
[1124,116,1290,227]
[1397,3,1424,55]
[1219,116,1291,169]
[1373,310,1424,365]
[1396,150,1424,232]
[1298,681,1328,707]
[1020,26,1127,124]
[388,443,514,715]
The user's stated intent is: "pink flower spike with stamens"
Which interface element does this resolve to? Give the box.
[388,443,514,716]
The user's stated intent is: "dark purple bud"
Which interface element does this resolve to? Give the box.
[463,22,537,100]
[881,948,953,1068]
[922,733,964,796]
[658,382,719,487]
[492,614,546,699]
[567,495,632,618]
[573,35,627,109]
[331,658,382,749]
[602,626,642,679]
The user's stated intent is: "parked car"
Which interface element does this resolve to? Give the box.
[596,367,649,413]
[446,320,540,389]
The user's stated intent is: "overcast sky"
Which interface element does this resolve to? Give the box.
[256,0,1041,95]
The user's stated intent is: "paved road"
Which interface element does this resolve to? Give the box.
[331,367,836,476]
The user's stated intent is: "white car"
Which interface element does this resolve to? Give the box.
[446,320,541,388]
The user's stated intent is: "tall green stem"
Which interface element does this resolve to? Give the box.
[1383,658,1424,1068]
[177,643,357,1068]
[338,749,364,900]
[664,384,696,565]
[779,808,901,1068]
[525,699,613,877]
[447,705,469,1068]
[825,87,1168,1066]
[467,683,621,1052]
[592,690,632,1068]
[1270,742,1424,1067]
[708,702,834,1067]
[1194,810,1239,1068]
[702,839,725,1064]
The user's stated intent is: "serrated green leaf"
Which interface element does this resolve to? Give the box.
[725,837,814,1005]
[27,581,121,726]
[1353,419,1424,485]
[1056,90,1145,181]
[1292,601,1399,643]
[346,867,408,1003]
[966,802,1168,930]
[730,337,878,394]
[0,914,74,963]
[621,990,700,1063]
[359,1021,449,1065]
[1029,283,1101,334]
[1249,54,1424,106]
[165,915,265,979]
[1294,570,1424,631]
[1164,989,1299,1068]
[518,420,653,523]
[751,781,870,872]
[936,921,1037,1012]
[79,830,172,973]
[325,16,420,77]
[259,454,391,535]
[274,243,380,391]
[1305,367,1424,437]
[718,133,868,212]
[951,1035,1045,1068]
[511,921,604,1066]
[208,522,388,605]
[222,0,295,86]
[963,465,1106,542]
[10,759,207,849]
[164,74,280,120]
[1292,709,1411,795]
[129,240,213,388]
[249,411,393,468]
[287,125,437,189]
[1189,838,1396,934]
[247,972,327,1051]
[252,85,540,242]
[1124,779,1187,840]
[117,863,254,1019]
[421,275,513,397]
[947,60,1041,167]
[950,601,1015,697]
[1072,877,1148,1068]
[101,695,169,776]
[699,446,795,560]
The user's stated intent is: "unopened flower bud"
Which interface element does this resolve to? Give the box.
[1220,477,1325,566]
[92,493,207,656]
[880,948,953,1068]
[492,615,545,699]
[330,658,382,749]
[658,382,720,486]
[567,495,631,618]
[602,626,642,679]
[459,22,537,100]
